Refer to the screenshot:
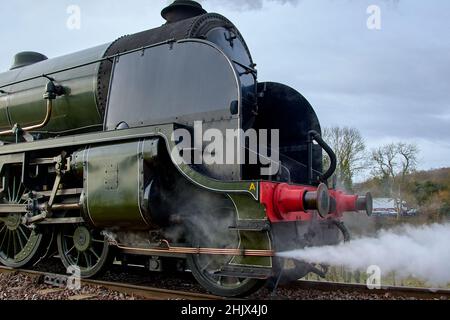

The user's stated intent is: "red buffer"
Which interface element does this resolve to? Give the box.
[260,182,372,222]
[328,190,373,218]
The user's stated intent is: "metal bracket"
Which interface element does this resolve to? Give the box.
[22,152,74,225]
[48,152,70,207]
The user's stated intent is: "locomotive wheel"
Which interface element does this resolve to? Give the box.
[57,224,114,278]
[0,182,46,268]
[0,215,44,268]
[185,207,264,297]
[187,253,264,298]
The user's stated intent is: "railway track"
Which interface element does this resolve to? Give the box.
[284,280,450,300]
[0,266,221,300]
[1,264,448,300]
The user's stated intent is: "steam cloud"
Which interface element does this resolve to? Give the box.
[197,0,399,11]
[198,0,300,11]
[278,223,450,286]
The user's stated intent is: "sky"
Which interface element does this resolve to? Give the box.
[1,0,449,175]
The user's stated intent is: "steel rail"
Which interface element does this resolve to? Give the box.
[0,266,220,300]
[290,279,450,300]
[1,265,448,300]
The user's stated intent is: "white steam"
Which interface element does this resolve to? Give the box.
[197,0,399,11]
[278,223,450,286]
[198,0,300,11]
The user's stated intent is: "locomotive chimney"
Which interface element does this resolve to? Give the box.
[10,51,48,70]
[161,0,207,23]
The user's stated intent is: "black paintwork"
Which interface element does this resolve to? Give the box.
[243,82,323,184]
[105,40,239,130]
[97,13,255,117]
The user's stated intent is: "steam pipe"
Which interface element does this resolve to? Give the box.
[112,242,274,257]
[22,99,53,132]
[308,130,337,183]
[332,220,351,242]
[50,203,81,211]
[0,97,53,136]
[0,81,64,136]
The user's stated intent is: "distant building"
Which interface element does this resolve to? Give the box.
[372,198,398,217]
[372,198,417,217]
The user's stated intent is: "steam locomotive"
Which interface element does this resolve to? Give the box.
[0,1,372,297]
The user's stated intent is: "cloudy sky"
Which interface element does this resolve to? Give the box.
[1,0,449,175]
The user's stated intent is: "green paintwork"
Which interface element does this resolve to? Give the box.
[72,139,158,228]
[0,43,110,134]
[228,194,272,268]
[0,94,8,130]
[159,125,259,200]
[0,124,256,199]
[0,123,272,268]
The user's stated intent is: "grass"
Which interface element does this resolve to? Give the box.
[302,266,450,289]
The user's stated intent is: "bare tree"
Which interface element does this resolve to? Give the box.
[323,127,367,191]
[371,143,419,218]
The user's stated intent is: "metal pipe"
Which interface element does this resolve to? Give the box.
[113,242,274,257]
[22,98,53,132]
[332,220,351,242]
[309,130,337,183]
[0,126,14,136]
[307,134,313,184]
[50,203,81,211]
[0,96,53,136]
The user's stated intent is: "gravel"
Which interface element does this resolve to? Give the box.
[0,271,141,300]
[1,260,446,300]
[250,287,410,300]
